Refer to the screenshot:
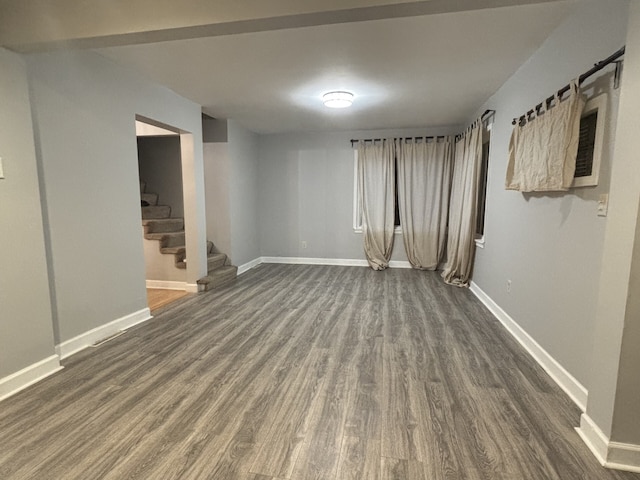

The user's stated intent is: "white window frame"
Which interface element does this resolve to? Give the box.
[475,118,493,248]
[353,150,402,234]
[353,150,363,233]
[571,93,607,188]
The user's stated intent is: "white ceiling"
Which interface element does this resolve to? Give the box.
[95,1,577,134]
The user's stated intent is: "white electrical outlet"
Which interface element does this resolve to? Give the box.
[301,241,307,249]
[507,280,512,293]
[0,157,4,179]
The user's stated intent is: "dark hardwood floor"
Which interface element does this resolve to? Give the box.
[0,264,638,479]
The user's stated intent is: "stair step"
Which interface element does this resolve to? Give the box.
[161,232,185,248]
[144,231,185,246]
[207,241,215,254]
[197,265,237,291]
[141,192,158,206]
[142,218,184,233]
[160,245,186,255]
[174,249,187,265]
[140,181,146,194]
[174,252,227,270]
[207,253,227,271]
[142,205,171,219]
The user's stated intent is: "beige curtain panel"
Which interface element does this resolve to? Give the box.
[506,80,585,192]
[442,121,483,287]
[357,140,395,270]
[397,138,453,270]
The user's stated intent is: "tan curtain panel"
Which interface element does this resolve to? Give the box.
[357,140,395,270]
[396,138,453,270]
[442,121,483,287]
[506,80,585,192]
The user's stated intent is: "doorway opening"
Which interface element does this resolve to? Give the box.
[135,116,194,311]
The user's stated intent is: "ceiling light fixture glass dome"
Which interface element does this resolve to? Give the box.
[323,91,354,108]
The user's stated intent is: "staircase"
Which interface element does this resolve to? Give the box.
[140,181,237,291]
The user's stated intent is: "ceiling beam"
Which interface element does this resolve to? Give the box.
[1,0,566,53]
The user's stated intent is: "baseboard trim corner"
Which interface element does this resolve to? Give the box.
[577,414,640,473]
[0,355,63,402]
[56,308,152,360]
[185,283,200,293]
[576,414,609,465]
[238,257,263,275]
[469,281,588,411]
[607,442,640,473]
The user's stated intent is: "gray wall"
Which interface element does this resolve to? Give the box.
[228,120,260,266]
[204,142,232,258]
[203,120,260,267]
[257,126,457,262]
[471,0,629,389]
[27,50,207,344]
[0,48,57,379]
[137,136,184,218]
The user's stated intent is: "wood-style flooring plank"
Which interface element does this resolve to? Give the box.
[146,288,191,312]
[0,265,638,480]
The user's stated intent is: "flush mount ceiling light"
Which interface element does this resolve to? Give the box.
[323,91,354,109]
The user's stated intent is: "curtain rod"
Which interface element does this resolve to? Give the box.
[350,109,495,146]
[512,46,625,126]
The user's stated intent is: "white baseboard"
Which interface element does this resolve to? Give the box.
[389,260,412,269]
[262,256,368,267]
[577,413,609,464]
[0,355,63,402]
[146,280,187,290]
[608,442,640,472]
[577,414,640,473]
[261,256,412,269]
[55,308,152,360]
[469,281,588,411]
[238,257,263,275]
[185,283,200,293]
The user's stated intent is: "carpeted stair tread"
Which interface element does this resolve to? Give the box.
[142,205,171,219]
[175,252,227,270]
[144,230,185,243]
[141,193,159,206]
[197,265,237,290]
[160,232,185,248]
[160,245,186,255]
[207,253,227,271]
[142,218,184,233]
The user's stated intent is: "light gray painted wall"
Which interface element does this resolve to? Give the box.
[257,126,458,261]
[0,48,56,377]
[203,142,232,257]
[470,0,629,388]
[27,50,207,344]
[203,121,260,267]
[137,136,184,218]
[228,120,260,266]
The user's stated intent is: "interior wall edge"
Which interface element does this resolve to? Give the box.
[577,413,640,473]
